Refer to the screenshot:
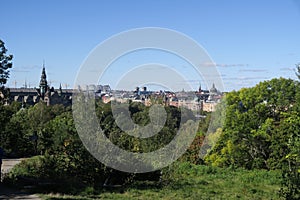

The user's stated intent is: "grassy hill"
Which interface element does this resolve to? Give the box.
[39,162,282,200]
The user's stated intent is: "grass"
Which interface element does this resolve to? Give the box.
[39,162,283,200]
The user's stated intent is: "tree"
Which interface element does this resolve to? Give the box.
[4,107,34,156]
[205,78,298,170]
[0,39,13,101]
[280,112,300,200]
[296,63,300,80]
[0,103,20,154]
[278,66,300,199]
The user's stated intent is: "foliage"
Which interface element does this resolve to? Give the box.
[179,133,204,164]
[296,63,300,80]
[279,112,300,199]
[205,78,299,170]
[3,78,298,199]
[202,77,299,199]
[38,162,282,200]
[96,101,194,154]
[5,156,45,180]
[3,106,34,156]
[3,101,201,191]
[0,102,23,156]
[0,39,13,102]
[1,102,66,156]
[4,110,108,191]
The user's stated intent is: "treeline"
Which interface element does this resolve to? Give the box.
[205,78,300,199]
[0,100,204,188]
[206,78,299,169]
[0,77,299,199]
[0,103,69,157]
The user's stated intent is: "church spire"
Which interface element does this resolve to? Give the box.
[58,83,63,96]
[210,83,218,94]
[39,62,48,97]
[198,82,202,93]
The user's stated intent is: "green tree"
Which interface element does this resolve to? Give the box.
[279,64,300,199]
[0,40,13,150]
[4,107,35,156]
[205,78,298,169]
[1,103,67,156]
[0,39,13,102]
[296,63,300,80]
[280,112,300,200]
[0,102,25,155]
[15,110,108,185]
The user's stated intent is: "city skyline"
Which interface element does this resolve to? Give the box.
[1,0,300,91]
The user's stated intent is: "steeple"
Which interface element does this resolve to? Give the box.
[210,83,217,94]
[39,62,48,97]
[198,82,202,93]
[58,83,63,96]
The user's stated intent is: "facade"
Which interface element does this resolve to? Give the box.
[3,64,223,112]
[4,65,72,106]
[99,84,223,112]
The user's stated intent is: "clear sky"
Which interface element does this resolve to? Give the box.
[1,0,300,91]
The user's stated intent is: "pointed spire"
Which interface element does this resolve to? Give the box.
[39,61,48,97]
[198,82,201,92]
[210,83,217,94]
[58,83,63,96]
[40,62,47,86]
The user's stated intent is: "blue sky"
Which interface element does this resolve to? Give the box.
[1,0,300,91]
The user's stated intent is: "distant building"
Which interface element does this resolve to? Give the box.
[98,83,223,112]
[168,83,222,112]
[3,64,72,106]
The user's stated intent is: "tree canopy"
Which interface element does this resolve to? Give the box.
[296,63,300,80]
[0,39,13,101]
[205,78,299,170]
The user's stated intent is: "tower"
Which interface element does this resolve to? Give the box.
[210,83,217,94]
[198,82,202,93]
[58,83,63,96]
[39,63,48,98]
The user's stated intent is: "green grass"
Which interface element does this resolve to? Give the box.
[40,162,283,200]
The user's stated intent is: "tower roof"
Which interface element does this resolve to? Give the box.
[39,64,48,87]
[210,83,218,93]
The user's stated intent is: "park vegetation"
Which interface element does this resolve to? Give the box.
[0,76,298,199]
[0,40,299,199]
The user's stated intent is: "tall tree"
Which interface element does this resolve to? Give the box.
[296,63,300,80]
[205,78,298,170]
[0,39,13,101]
